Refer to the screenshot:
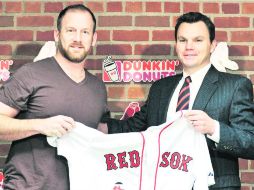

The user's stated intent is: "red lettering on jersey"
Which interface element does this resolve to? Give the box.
[178,154,193,172]
[159,152,193,172]
[117,152,128,169]
[170,152,181,169]
[104,154,118,170]
[128,150,140,168]
[159,152,170,167]
[104,150,141,170]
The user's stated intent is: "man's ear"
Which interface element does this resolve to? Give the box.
[210,40,217,54]
[92,32,97,47]
[54,30,60,43]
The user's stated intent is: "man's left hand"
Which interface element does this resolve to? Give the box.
[184,110,216,136]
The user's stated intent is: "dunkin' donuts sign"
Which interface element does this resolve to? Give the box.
[103,56,178,83]
[0,60,13,82]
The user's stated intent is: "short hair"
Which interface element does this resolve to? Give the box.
[57,4,96,33]
[175,12,215,43]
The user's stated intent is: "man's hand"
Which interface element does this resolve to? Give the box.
[36,115,76,137]
[184,110,216,136]
[97,123,108,134]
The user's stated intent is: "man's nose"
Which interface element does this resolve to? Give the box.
[185,41,194,49]
[73,32,81,42]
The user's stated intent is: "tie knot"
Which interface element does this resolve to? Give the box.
[185,76,191,83]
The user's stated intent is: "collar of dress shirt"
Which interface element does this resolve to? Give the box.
[183,63,212,84]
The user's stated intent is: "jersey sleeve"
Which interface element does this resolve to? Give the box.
[193,133,215,189]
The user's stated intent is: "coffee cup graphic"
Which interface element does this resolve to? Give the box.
[103,56,120,82]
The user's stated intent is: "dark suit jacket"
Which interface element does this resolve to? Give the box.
[106,65,254,189]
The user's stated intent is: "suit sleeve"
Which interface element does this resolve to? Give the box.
[106,80,163,134]
[217,77,254,159]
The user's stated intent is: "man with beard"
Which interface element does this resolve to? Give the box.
[0,4,108,190]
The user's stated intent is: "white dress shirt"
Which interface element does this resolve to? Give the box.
[166,63,220,143]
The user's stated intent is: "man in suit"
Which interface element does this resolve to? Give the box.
[98,12,254,189]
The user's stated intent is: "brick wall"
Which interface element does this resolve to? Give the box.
[0,0,253,188]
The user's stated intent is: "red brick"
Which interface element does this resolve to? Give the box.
[0,30,33,41]
[107,2,122,12]
[0,16,14,27]
[113,30,149,41]
[251,160,254,169]
[135,44,171,55]
[96,30,110,41]
[203,3,219,13]
[152,30,175,41]
[146,2,161,12]
[215,31,228,41]
[108,101,134,112]
[229,45,249,56]
[0,144,10,156]
[239,159,249,170]
[183,2,199,13]
[241,172,254,183]
[108,87,125,99]
[231,31,254,42]
[222,3,239,14]
[97,44,132,55]
[36,31,54,41]
[215,17,250,28]
[16,44,42,56]
[86,2,104,12]
[0,45,12,55]
[241,186,251,190]
[44,2,63,13]
[99,16,132,27]
[5,2,22,13]
[164,2,180,13]
[66,1,83,7]
[125,2,142,12]
[252,47,254,56]
[25,2,41,13]
[251,75,254,85]
[128,86,146,99]
[242,3,254,14]
[0,2,2,13]
[171,16,179,27]
[236,60,254,70]
[17,16,54,27]
[135,16,169,27]
[85,59,104,70]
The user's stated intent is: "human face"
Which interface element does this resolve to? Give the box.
[54,10,97,63]
[175,21,216,74]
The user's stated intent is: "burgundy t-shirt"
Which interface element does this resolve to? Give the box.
[0,57,108,190]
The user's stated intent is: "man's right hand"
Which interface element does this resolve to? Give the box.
[37,115,76,137]
[97,123,108,134]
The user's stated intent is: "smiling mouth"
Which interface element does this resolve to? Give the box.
[184,54,196,58]
[70,45,84,49]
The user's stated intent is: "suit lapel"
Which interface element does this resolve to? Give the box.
[159,74,182,122]
[193,66,219,110]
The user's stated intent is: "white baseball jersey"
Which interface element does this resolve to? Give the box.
[48,112,214,190]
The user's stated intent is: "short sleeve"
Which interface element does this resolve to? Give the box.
[0,65,34,111]
[193,134,215,189]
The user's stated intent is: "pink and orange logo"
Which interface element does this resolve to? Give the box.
[103,56,179,83]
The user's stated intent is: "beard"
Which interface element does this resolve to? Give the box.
[58,40,89,63]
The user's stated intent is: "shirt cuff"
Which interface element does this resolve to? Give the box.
[207,120,220,143]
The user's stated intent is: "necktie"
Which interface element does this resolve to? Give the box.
[176,76,191,112]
